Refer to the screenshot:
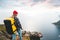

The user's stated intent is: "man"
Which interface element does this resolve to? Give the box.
[11,10,23,40]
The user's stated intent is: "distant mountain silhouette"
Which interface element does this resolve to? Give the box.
[53,20,60,28]
[53,20,60,25]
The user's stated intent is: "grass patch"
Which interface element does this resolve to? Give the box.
[0,24,6,31]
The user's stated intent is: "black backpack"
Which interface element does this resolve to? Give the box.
[4,18,17,35]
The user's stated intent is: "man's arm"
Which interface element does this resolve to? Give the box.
[14,17,23,30]
[17,19,23,30]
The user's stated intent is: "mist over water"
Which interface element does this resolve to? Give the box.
[19,12,60,40]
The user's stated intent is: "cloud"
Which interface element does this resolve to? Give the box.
[47,0,60,7]
[32,0,46,2]
[0,0,21,8]
[0,0,47,8]
[0,0,60,8]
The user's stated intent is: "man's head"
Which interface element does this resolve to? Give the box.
[13,10,18,17]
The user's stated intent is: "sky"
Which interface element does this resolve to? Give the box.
[0,0,60,31]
